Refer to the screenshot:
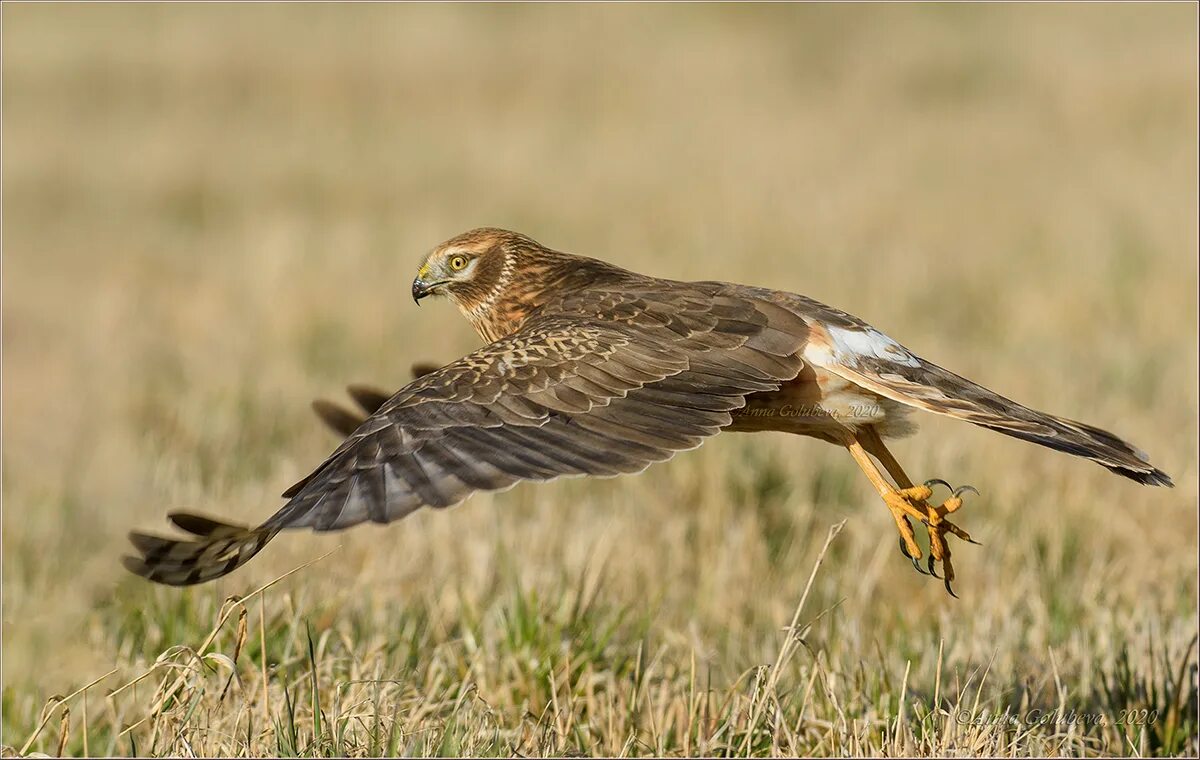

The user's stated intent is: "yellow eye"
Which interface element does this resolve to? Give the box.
[449,255,469,271]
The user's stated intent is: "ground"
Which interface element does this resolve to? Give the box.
[2,4,1197,757]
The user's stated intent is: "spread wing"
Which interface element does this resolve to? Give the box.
[788,295,1172,487]
[124,289,809,585]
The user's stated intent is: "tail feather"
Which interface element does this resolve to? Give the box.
[123,512,277,586]
[825,357,1173,487]
[981,414,1173,487]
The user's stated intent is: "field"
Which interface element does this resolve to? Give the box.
[2,4,1197,757]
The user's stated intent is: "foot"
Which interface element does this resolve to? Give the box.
[883,481,980,596]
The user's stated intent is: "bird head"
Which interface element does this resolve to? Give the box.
[411,228,528,309]
[411,228,624,342]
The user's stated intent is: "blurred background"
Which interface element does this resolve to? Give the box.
[3,4,1197,756]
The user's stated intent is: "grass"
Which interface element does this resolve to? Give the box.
[2,3,1197,757]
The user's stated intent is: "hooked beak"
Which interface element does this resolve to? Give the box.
[411,277,435,304]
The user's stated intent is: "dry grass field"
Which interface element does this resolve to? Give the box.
[2,4,1197,757]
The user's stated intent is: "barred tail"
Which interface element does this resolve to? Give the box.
[123,513,277,586]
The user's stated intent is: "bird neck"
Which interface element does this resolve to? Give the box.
[462,251,632,343]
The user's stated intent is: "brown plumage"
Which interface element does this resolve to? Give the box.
[125,228,1172,592]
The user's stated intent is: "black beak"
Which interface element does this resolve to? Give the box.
[411,278,432,304]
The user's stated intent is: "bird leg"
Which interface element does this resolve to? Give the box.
[848,429,979,596]
[845,438,932,567]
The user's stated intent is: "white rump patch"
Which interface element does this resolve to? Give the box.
[824,325,921,368]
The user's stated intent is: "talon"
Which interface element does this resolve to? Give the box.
[943,522,975,543]
[874,467,976,591]
[849,431,976,593]
[898,536,930,575]
[900,537,927,574]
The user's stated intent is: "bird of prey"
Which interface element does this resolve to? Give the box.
[125,228,1172,596]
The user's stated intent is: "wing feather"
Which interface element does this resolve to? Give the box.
[124,285,810,585]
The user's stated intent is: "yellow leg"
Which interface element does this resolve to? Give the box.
[845,438,931,560]
[849,428,979,596]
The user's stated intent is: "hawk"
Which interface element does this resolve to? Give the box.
[125,228,1172,595]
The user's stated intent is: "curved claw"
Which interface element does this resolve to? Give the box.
[953,485,979,498]
[923,478,953,493]
[965,537,983,546]
[944,578,959,598]
[899,537,928,575]
[926,555,941,579]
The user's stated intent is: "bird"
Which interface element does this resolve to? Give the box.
[124,228,1173,596]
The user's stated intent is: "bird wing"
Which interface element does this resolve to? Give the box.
[125,287,809,585]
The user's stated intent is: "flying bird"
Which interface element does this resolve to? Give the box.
[125,228,1172,595]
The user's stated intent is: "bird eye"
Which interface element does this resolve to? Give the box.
[449,255,469,271]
